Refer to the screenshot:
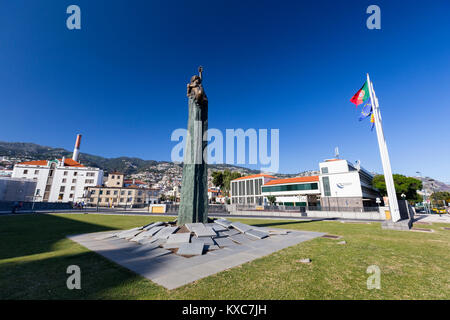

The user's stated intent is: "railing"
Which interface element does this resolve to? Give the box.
[234,204,380,213]
[306,206,380,212]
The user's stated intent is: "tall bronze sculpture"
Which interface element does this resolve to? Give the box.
[177,66,208,225]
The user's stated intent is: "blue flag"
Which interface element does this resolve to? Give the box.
[359,97,373,121]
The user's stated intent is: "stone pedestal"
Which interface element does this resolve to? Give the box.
[177,96,208,225]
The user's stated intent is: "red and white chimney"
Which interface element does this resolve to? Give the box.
[72,134,82,162]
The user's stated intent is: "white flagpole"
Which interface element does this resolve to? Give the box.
[366,73,401,222]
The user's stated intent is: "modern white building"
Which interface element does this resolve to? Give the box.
[231,159,380,209]
[261,176,321,207]
[12,157,103,203]
[319,159,379,208]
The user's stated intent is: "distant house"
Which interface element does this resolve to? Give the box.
[87,173,160,208]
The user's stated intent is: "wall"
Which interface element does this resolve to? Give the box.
[0,178,37,201]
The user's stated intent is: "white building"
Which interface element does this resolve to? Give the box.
[261,176,321,207]
[12,157,103,203]
[230,174,277,205]
[231,159,380,209]
[319,159,379,208]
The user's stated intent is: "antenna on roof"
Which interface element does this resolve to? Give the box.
[334,147,339,159]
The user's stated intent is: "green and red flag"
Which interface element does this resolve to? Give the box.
[350,81,370,106]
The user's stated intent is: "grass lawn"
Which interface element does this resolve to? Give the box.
[0,213,449,299]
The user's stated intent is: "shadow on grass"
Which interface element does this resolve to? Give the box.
[0,214,118,260]
[0,249,166,299]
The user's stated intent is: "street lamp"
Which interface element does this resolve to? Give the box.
[416,171,430,214]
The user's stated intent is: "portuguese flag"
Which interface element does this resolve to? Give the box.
[350,81,370,106]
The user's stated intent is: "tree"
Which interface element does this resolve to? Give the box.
[211,170,242,196]
[372,174,423,202]
[211,171,224,189]
[159,194,167,202]
[267,195,277,205]
[430,191,450,206]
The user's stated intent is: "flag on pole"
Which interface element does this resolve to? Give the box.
[351,81,374,129]
[350,81,370,106]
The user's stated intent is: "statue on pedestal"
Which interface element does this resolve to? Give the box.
[177,67,208,225]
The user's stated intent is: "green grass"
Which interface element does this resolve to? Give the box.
[0,213,449,299]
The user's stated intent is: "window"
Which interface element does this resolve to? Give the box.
[106,190,110,195]
[138,191,142,196]
[121,191,125,195]
[85,179,94,184]
[58,194,64,200]
[261,183,319,193]
[322,177,331,197]
[34,170,39,175]
[113,191,118,195]
[71,186,75,191]
[86,172,94,177]
[59,186,65,192]
[116,181,120,185]
[99,190,103,195]
[128,191,132,195]
[111,175,115,179]
[62,178,67,183]
[74,172,78,176]
[120,198,124,202]
[64,171,68,176]
[72,179,77,183]
[23,170,28,174]
[321,167,328,174]
[69,194,74,198]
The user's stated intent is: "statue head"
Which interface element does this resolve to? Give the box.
[190,75,201,86]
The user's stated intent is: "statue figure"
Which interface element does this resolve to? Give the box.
[177,66,209,225]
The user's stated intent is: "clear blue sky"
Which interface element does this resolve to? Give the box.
[1,0,449,181]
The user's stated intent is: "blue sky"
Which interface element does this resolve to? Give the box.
[1,0,449,181]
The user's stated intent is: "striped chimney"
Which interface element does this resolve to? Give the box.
[72,134,82,162]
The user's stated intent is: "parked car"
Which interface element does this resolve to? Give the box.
[432,207,447,214]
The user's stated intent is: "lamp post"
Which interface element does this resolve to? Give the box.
[416,171,430,214]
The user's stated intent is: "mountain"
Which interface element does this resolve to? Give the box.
[0,141,264,176]
[413,176,450,193]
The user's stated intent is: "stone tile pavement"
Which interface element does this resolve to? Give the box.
[68,226,324,290]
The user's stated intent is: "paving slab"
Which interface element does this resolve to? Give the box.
[192,226,217,237]
[229,233,255,244]
[219,229,241,237]
[166,232,191,244]
[214,219,232,228]
[231,222,253,233]
[185,223,204,231]
[153,226,179,240]
[213,237,236,247]
[143,221,164,230]
[177,242,205,256]
[191,236,215,246]
[245,229,269,239]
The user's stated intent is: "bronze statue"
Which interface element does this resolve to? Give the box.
[187,66,208,108]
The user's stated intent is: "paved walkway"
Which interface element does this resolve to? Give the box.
[415,213,450,224]
[68,228,324,290]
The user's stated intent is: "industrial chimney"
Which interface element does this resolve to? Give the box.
[72,134,82,162]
